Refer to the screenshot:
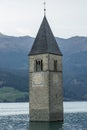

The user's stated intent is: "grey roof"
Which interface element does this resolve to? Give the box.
[29,16,62,56]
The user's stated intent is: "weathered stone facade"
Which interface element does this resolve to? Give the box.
[29,54,63,121]
[29,16,63,122]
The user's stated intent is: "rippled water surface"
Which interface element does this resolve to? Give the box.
[0,102,87,130]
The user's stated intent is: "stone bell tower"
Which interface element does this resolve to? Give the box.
[28,15,63,121]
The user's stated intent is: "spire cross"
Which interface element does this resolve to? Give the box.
[44,1,46,16]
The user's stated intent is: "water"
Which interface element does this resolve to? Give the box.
[0,102,87,130]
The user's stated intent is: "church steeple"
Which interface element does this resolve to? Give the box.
[29,14,63,122]
[29,16,62,56]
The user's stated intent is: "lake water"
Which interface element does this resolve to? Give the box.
[0,102,87,130]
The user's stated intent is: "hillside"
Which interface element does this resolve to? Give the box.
[56,36,87,101]
[0,33,87,101]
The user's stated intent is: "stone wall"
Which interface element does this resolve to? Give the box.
[29,54,49,72]
[49,54,62,72]
[49,54,63,121]
[29,54,63,121]
[29,54,50,121]
[49,72,63,121]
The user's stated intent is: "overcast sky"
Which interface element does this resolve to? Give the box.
[0,0,87,38]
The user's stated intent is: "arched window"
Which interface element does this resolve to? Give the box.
[54,60,57,71]
[35,59,43,72]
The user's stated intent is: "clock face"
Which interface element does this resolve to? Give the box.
[32,73,44,87]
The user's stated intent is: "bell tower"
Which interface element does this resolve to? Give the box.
[28,16,63,121]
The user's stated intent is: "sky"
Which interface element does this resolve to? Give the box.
[0,0,87,38]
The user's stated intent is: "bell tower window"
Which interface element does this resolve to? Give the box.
[54,60,57,71]
[35,59,43,72]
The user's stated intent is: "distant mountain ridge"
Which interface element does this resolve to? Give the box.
[56,36,87,101]
[0,33,87,101]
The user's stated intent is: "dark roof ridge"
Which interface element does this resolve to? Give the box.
[44,16,49,53]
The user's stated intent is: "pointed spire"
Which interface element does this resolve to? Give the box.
[29,16,62,56]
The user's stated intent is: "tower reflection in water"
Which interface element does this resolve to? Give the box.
[29,122,63,130]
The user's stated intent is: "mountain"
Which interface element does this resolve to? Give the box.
[0,33,34,69]
[56,36,87,101]
[0,33,87,101]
